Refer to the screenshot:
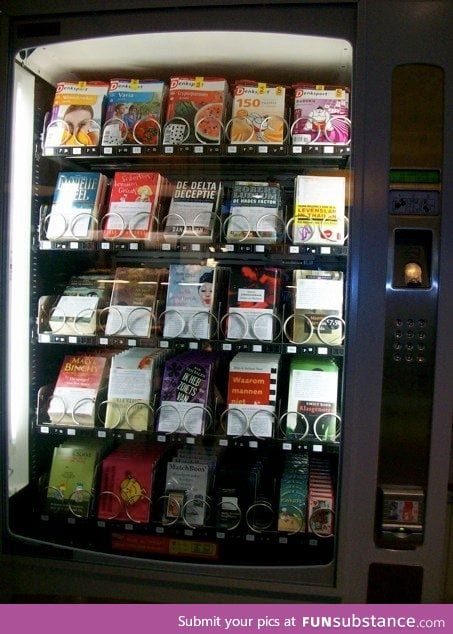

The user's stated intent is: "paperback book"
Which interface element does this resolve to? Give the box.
[291,84,350,145]
[103,171,167,241]
[163,180,220,242]
[290,269,344,345]
[163,264,218,340]
[48,271,113,336]
[226,265,281,341]
[101,78,166,146]
[285,357,339,440]
[278,453,309,533]
[157,351,218,435]
[292,175,346,245]
[308,455,335,536]
[104,348,167,431]
[45,171,108,241]
[230,80,286,144]
[47,352,110,426]
[164,446,215,526]
[44,80,109,150]
[226,352,280,438]
[46,440,101,517]
[225,181,282,244]
[163,76,228,145]
[97,442,167,523]
[104,266,166,337]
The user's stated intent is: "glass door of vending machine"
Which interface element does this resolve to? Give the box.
[1,0,376,603]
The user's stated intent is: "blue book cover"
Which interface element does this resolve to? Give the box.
[46,171,106,241]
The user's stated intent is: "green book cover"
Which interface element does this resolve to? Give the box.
[286,357,338,440]
[46,441,100,517]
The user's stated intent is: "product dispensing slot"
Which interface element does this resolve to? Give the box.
[392,229,432,289]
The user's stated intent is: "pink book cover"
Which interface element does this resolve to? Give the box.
[97,443,165,522]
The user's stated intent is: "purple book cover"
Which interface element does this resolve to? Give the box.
[160,351,217,405]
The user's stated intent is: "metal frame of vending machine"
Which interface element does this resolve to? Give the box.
[0,0,452,604]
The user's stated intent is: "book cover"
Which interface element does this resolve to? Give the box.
[61,272,114,303]
[308,455,334,536]
[230,80,286,144]
[101,78,166,146]
[164,76,228,145]
[104,348,167,431]
[49,272,113,336]
[292,175,346,245]
[291,269,344,345]
[157,351,218,435]
[226,266,281,341]
[226,181,282,243]
[286,357,339,440]
[44,81,109,149]
[291,84,350,145]
[103,171,165,241]
[47,353,110,426]
[226,352,280,437]
[278,453,309,533]
[164,180,220,242]
[104,266,163,337]
[163,264,217,339]
[46,440,100,517]
[45,171,107,241]
[97,442,166,523]
[164,457,210,526]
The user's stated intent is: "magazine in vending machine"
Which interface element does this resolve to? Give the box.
[1,0,453,604]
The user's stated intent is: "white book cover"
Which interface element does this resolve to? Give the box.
[165,460,210,526]
[292,269,344,345]
[293,175,345,245]
[104,348,162,430]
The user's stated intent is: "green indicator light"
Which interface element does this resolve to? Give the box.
[390,169,441,184]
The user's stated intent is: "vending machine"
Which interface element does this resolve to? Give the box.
[0,0,452,604]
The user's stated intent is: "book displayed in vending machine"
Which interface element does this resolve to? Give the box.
[162,264,223,340]
[163,179,221,242]
[47,271,113,337]
[285,357,339,442]
[225,181,282,244]
[103,348,168,431]
[225,352,280,438]
[225,266,281,341]
[287,269,344,345]
[292,175,346,246]
[44,171,108,242]
[43,80,109,152]
[46,440,102,518]
[308,455,335,536]
[163,446,217,527]
[229,80,286,145]
[104,266,167,338]
[163,76,229,145]
[47,352,111,427]
[97,442,167,523]
[278,453,309,534]
[102,171,168,241]
[291,84,350,146]
[101,78,167,147]
[156,351,219,436]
